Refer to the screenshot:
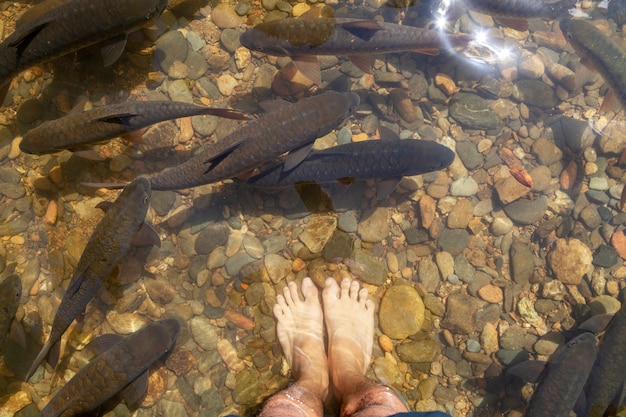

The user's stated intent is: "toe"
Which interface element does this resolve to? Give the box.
[302,277,319,302]
[322,277,339,301]
[273,295,287,318]
[349,280,360,300]
[340,277,351,298]
[358,288,369,306]
[287,280,302,305]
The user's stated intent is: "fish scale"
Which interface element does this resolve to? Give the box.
[247,139,455,186]
[240,17,471,57]
[26,177,155,381]
[147,91,359,190]
[19,100,248,155]
[585,304,626,417]
[0,0,168,88]
[0,274,21,347]
[41,319,180,417]
[560,18,626,109]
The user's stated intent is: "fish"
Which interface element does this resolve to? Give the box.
[560,18,626,114]
[19,100,249,157]
[240,17,471,84]
[458,0,578,31]
[246,136,455,199]
[508,332,598,417]
[0,0,168,101]
[144,91,360,191]
[0,274,24,348]
[40,318,180,417]
[581,301,626,417]
[26,177,160,381]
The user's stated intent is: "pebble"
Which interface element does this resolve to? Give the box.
[441,293,480,334]
[477,284,503,303]
[212,3,242,28]
[503,196,548,225]
[549,238,593,285]
[449,177,478,197]
[379,285,425,339]
[299,215,337,253]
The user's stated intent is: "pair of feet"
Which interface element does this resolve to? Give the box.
[273,277,375,403]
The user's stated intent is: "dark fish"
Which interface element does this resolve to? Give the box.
[19,100,249,156]
[26,177,159,380]
[246,138,454,199]
[459,0,577,31]
[583,302,626,417]
[560,18,626,113]
[40,318,180,417]
[240,17,471,84]
[0,0,168,97]
[145,91,360,191]
[508,332,597,417]
[0,274,22,347]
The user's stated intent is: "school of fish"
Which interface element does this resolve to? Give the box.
[1,0,625,415]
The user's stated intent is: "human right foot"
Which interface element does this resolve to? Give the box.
[322,277,375,397]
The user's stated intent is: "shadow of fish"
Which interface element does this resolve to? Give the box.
[26,177,160,380]
[19,100,249,157]
[40,318,180,417]
[146,91,360,190]
[246,137,455,199]
[508,332,597,417]
[0,274,23,348]
[581,301,626,417]
[240,17,471,84]
[0,0,168,100]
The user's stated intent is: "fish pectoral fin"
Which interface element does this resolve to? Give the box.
[132,223,161,248]
[573,390,587,417]
[66,270,88,297]
[578,313,614,333]
[9,319,26,349]
[85,333,124,356]
[47,339,61,369]
[292,55,322,85]
[73,149,107,161]
[258,98,292,113]
[201,108,251,120]
[80,181,129,190]
[376,178,401,200]
[599,91,621,114]
[348,55,372,74]
[574,58,599,88]
[283,144,314,172]
[340,20,384,41]
[376,125,400,141]
[494,17,528,32]
[411,48,441,56]
[99,34,128,67]
[506,360,547,383]
[95,200,113,213]
[122,131,145,144]
[122,370,150,407]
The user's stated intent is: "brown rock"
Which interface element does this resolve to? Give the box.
[477,284,503,303]
[548,238,592,285]
[560,160,577,190]
[140,366,168,408]
[447,199,473,229]
[390,88,418,123]
[435,73,458,96]
[611,230,626,260]
[419,194,436,229]
[165,349,196,376]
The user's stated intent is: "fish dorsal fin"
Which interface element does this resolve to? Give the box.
[573,391,587,417]
[412,48,441,56]
[200,108,251,120]
[100,34,128,67]
[292,55,322,85]
[340,20,384,41]
[348,55,372,74]
[579,313,614,333]
[376,178,401,200]
[507,360,547,383]
[9,22,49,51]
[85,333,124,356]
[284,143,314,172]
[132,223,161,248]
[94,112,138,126]
[122,370,149,407]
[599,91,621,114]
[15,0,65,28]
[9,319,26,348]
[494,17,528,32]
[204,142,242,172]
[259,99,292,113]
[66,268,89,297]
[73,149,107,161]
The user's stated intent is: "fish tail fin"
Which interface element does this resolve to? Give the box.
[26,338,56,380]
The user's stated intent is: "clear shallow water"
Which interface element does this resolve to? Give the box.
[0,0,625,416]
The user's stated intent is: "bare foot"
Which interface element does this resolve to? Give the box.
[322,277,375,398]
[273,277,329,398]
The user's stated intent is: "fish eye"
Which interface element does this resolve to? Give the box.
[143,196,149,204]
